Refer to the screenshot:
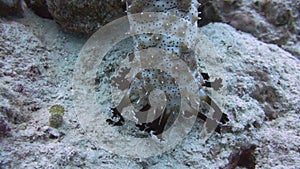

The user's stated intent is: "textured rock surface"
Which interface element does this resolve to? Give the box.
[0,0,24,17]
[203,23,299,168]
[0,8,299,167]
[24,0,52,19]
[0,19,52,126]
[46,0,126,35]
[199,0,300,57]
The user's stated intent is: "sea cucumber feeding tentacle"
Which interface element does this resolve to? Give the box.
[129,69,181,136]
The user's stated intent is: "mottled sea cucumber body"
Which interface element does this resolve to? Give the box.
[123,0,203,135]
[108,0,228,137]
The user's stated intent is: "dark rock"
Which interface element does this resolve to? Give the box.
[0,115,11,136]
[0,0,24,17]
[48,127,64,139]
[24,0,52,19]
[41,126,65,139]
[47,0,126,35]
[199,0,300,56]
[225,144,257,169]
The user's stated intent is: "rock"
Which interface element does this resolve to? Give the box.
[24,0,52,19]
[40,126,64,139]
[0,0,25,17]
[199,0,300,57]
[200,23,299,167]
[47,0,126,35]
[283,42,300,58]
[201,22,299,126]
[47,127,64,139]
[225,144,257,169]
[0,21,50,124]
